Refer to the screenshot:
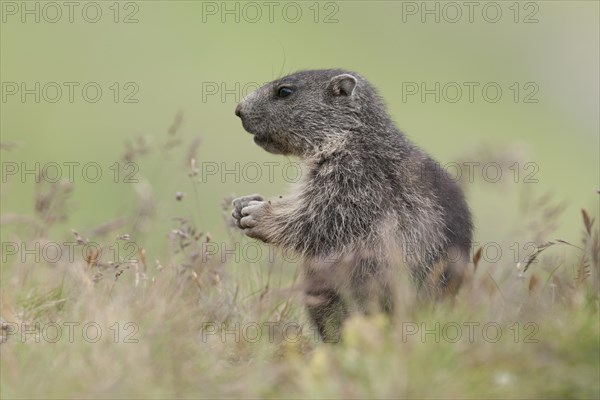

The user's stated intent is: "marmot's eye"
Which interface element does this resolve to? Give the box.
[277,86,294,98]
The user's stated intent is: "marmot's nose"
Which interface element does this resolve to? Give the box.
[235,103,242,118]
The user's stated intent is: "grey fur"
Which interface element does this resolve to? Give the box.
[232,69,473,341]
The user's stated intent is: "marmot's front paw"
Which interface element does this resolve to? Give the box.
[232,194,263,228]
[240,200,271,242]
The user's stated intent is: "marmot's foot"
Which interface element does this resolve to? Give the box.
[240,200,271,242]
[232,194,263,228]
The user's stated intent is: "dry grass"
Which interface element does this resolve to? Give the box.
[1,127,598,399]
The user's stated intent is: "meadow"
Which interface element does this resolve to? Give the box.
[1,127,598,398]
[1,1,599,399]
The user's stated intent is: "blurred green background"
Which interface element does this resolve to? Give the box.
[1,1,598,259]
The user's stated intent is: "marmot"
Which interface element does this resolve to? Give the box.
[232,69,472,341]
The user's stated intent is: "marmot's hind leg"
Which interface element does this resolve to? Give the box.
[422,247,469,299]
[305,289,347,343]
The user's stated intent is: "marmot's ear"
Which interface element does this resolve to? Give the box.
[330,74,357,97]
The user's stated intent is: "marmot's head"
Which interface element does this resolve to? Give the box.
[235,69,388,156]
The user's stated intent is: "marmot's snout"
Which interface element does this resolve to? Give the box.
[234,102,242,118]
